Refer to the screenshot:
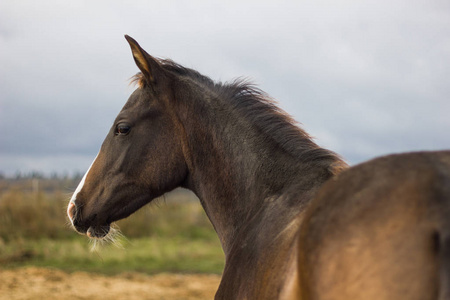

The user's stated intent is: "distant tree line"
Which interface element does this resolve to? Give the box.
[0,171,84,180]
[0,172,83,194]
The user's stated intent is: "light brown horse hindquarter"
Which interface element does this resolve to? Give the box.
[298,151,450,300]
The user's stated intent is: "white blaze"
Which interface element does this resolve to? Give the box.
[70,153,99,203]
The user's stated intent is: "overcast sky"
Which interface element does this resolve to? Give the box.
[1,0,449,176]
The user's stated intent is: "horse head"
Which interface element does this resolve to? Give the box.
[67,36,188,238]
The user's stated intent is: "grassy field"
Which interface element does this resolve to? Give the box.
[0,179,225,275]
[0,237,224,275]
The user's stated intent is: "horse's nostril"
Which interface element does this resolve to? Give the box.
[67,202,76,221]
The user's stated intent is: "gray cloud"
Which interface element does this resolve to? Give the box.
[1,0,449,175]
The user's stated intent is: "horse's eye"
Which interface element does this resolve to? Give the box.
[115,123,131,136]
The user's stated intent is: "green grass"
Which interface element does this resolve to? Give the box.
[0,236,224,275]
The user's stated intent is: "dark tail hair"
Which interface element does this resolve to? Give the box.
[439,233,450,300]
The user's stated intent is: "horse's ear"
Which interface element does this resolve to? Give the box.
[125,35,162,85]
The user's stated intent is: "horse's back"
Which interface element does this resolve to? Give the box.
[298,151,450,300]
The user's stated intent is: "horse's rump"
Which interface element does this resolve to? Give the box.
[298,151,450,300]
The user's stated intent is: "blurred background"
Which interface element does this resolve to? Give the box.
[1,0,449,299]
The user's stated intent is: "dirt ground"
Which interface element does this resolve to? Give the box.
[0,267,221,300]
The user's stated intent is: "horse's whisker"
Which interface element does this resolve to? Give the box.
[88,224,127,252]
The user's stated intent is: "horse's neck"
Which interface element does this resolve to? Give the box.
[174,84,336,254]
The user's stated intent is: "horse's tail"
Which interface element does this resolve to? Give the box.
[438,230,450,300]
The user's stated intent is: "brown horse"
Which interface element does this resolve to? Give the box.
[67,35,450,299]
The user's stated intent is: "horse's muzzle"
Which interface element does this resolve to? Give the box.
[87,224,110,238]
[67,200,111,239]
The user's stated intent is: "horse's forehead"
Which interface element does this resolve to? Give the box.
[122,88,148,110]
